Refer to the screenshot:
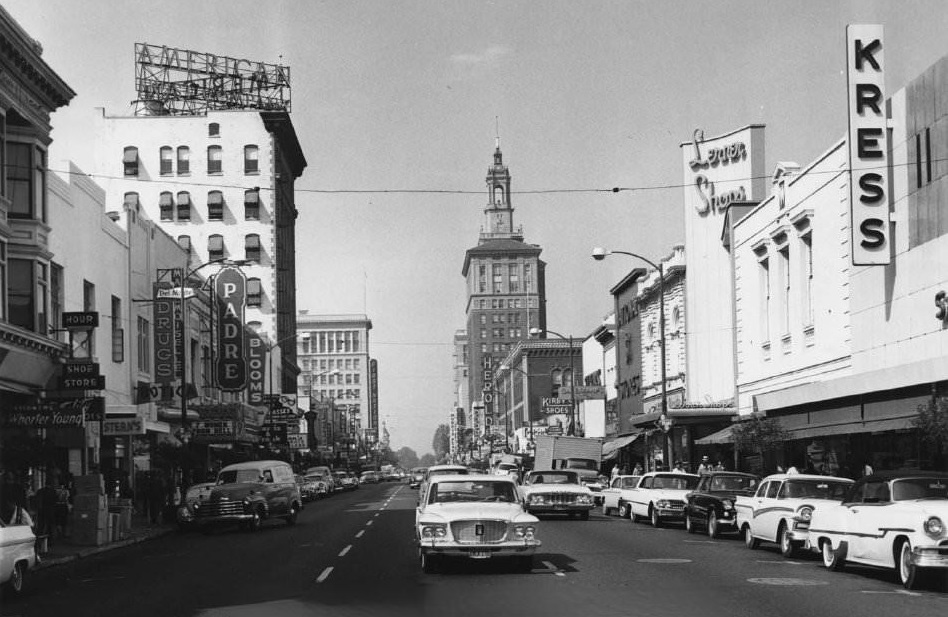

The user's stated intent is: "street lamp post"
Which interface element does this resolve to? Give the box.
[529,327,577,436]
[592,247,669,469]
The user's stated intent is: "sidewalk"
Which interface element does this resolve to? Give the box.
[36,513,176,571]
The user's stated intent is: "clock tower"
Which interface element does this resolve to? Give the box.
[484,137,516,238]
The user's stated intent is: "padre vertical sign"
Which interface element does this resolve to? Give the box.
[216,266,247,391]
[847,24,890,265]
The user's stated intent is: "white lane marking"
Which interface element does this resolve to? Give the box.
[298,543,312,548]
[682,540,718,544]
[747,578,828,586]
[540,560,564,576]
[355,530,365,538]
[374,513,380,517]
[861,590,924,597]
[636,558,692,563]
[338,545,351,557]
[755,560,805,565]
[316,567,333,583]
[366,520,374,526]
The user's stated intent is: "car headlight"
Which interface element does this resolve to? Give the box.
[528,494,545,505]
[513,525,536,539]
[722,499,734,510]
[576,494,593,505]
[420,524,447,539]
[795,506,813,522]
[923,516,945,537]
[656,500,670,508]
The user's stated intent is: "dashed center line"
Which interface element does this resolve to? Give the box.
[355,530,365,538]
[338,545,351,557]
[316,567,333,583]
[366,520,374,526]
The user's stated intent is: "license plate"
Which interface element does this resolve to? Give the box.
[469,550,491,559]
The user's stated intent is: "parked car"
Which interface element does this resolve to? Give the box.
[600,475,642,518]
[520,470,595,519]
[415,473,540,573]
[334,471,358,491]
[409,467,428,489]
[0,516,36,595]
[683,472,760,537]
[176,482,216,531]
[305,466,336,493]
[628,471,700,527]
[581,475,609,505]
[302,473,329,499]
[194,460,303,532]
[736,473,852,557]
[360,470,381,484]
[806,471,948,589]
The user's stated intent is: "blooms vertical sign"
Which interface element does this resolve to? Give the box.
[216,266,248,391]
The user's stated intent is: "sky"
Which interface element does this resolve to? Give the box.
[6,0,948,457]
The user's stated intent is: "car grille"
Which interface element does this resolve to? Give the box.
[451,520,507,543]
[196,498,244,518]
[661,500,685,510]
[535,493,580,505]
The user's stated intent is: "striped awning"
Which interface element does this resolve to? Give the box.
[602,433,641,459]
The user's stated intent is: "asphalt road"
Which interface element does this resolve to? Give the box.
[3,482,947,617]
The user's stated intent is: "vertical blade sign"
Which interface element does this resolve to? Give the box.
[216,266,248,391]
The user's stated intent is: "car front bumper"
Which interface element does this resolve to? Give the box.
[418,539,540,558]
[911,545,948,568]
[527,504,594,514]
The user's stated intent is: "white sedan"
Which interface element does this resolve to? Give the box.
[520,470,596,519]
[416,474,540,573]
[735,473,852,557]
[0,517,37,595]
[628,472,699,526]
[600,475,642,517]
[807,471,948,589]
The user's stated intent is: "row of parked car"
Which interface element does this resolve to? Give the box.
[598,468,948,590]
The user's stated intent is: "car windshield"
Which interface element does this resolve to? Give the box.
[651,475,699,490]
[620,476,639,488]
[709,475,759,492]
[430,480,517,504]
[217,469,261,484]
[891,478,948,501]
[527,472,578,484]
[778,479,851,499]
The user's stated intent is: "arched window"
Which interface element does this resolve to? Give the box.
[244,145,259,174]
[158,191,173,221]
[159,146,173,175]
[245,234,261,262]
[207,145,222,174]
[123,146,138,176]
[207,191,223,220]
[208,122,220,137]
[176,192,191,221]
[208,234,224,261]
[244,189,260,220]
[176,146,190,175]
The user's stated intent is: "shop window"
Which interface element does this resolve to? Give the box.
[123,146,139,176]
[208,234,224,261]
[244,189,260,220]
[159,146,173,175]
[207,191,223,220]
[244,145,259,174]
[177,192,191,221]
[177,146,190,175]
[207,145,222,174]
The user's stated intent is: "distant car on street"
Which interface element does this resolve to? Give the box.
[409,467,428,489]
[520,470,595,520]
[628,471,700,527]
[360,470,381,484]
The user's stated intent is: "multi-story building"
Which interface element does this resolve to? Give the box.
[89,45,306,398]
[452,329,469,447]
[462,140,547,437]
[295,312,374,464]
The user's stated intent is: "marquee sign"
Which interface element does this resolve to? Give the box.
[216,266,248,391]
[135,43,291,115]
[846,25,890,265]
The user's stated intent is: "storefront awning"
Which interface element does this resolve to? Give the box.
[755,357,948,412]
[785,415,916,441]
[602,433,641,460]
[695,425,734,445]
[630,408,736,428]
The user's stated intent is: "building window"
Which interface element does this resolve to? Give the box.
[245,234,261,262]
[159,191,174,220]
[207,145,222,174]
[207,191,223,220]
[759,256,770,343]
[177,192,191,221]
[8,143,43,220]
[244,189,260,220]
[481,343,488,353]
[123,146,138,176]
[159,146,173,175]
[524,263,533,292]
[177,146,190,175]
[137,316,150,372]
[480,329,487,339]
[244,145,259,174]
[50,262,63,341]
[779,245,790,336]
[492,264,503,293]
[208,122,220,137]
[479,314,486,325]
[177,235,191,253]
[800,232,813,327]
[8,259,35,331]
[208,234,224,261]
[112,295,124,363]
[247,277,262,307]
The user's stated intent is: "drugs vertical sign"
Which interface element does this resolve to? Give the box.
[216,266,247,391]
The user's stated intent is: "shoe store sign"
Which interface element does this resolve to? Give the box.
[847,24,890,266]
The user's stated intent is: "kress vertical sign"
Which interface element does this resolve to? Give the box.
[847,24,890,265]
[216,266,248,391]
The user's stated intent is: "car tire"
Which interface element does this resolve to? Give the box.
[743,525,759,549]
[898,539,922,589]
[821,539,845,571]
[285,502,299,526]
[618,502,631,519]
[8,561,25,595]
[246,509,262,532]
[685,513,696,534]
[779,524,795,557]
[707,512,720,539]
[650,506,662,528]
[420,551,439,574]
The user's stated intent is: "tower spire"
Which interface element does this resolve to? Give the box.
[495,116,500,150]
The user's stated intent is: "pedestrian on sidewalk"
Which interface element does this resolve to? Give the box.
[36,479,58,539]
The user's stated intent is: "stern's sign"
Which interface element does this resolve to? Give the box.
[847,25,890,265]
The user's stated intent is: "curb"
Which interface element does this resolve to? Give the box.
[35,527,176,571]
